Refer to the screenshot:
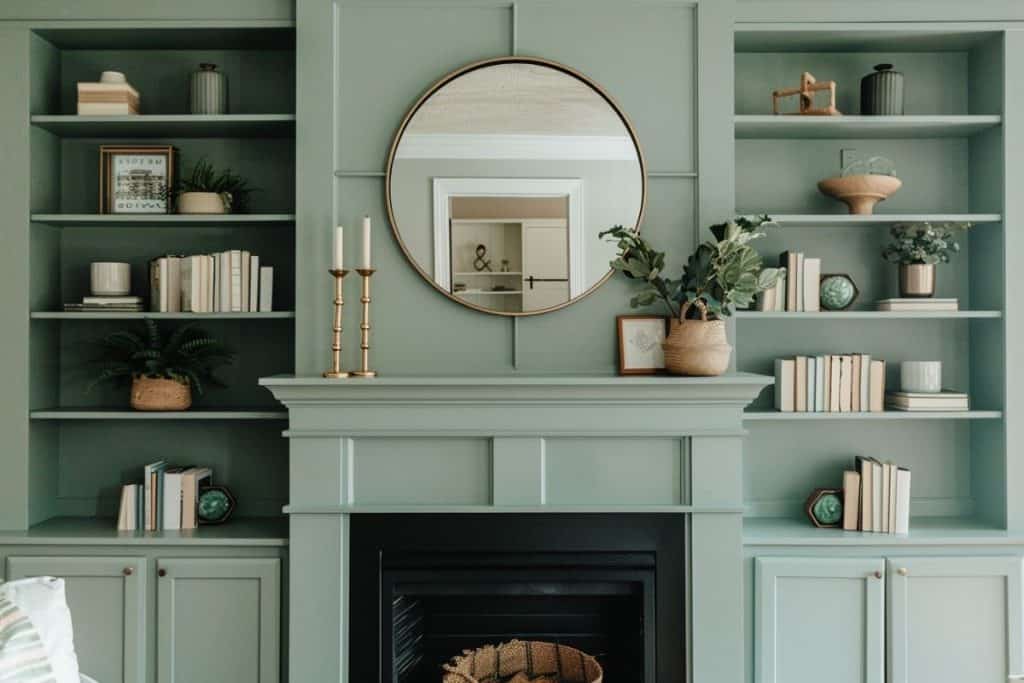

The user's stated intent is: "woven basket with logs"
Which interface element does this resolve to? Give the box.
[441,640,603,683]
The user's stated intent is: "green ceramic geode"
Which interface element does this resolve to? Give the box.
[820,274,859,310]
[197,486,235,524]
[811,492,843,525]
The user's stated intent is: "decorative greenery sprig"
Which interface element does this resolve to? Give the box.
[600,215,780,321]
[882,222,971,265]
[842,155,896,177]
[90,319,235,396]
[176,158,255,213]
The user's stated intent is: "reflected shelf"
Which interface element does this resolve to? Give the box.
[31,214,296,227]
[32,312,295,320]
[751,214,1002,228]
[736,310,1001,320]
[735,114,1001,139]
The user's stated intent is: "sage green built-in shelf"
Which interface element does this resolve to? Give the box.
[754,214,1002,227]
[31,214,296,226]
[735,115,1002,139]
[736,311,1002,319]
[744,410,1002,420]
[0,516,287,546]
[30,114,296,138]
[30,409,287,420]
[743,516,1018,546]
[31,312,295,319]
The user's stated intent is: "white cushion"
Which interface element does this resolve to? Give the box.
[0,577,81,683]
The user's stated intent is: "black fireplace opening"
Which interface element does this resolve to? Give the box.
[350,515,686,683]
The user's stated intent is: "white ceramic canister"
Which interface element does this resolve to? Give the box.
[90,262,131,296]
[900,361,942,393]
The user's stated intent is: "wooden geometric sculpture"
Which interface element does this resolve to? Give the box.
[772,71,841,116]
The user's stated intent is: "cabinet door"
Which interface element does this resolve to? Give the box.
[6,556,147,683]
[755,557,885,683]
[157,558,280,683]
[888,556,1023,683]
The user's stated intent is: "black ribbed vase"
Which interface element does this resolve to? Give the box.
[861,63,904,115]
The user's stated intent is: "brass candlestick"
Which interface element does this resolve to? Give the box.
[351,268,377,377]
[322,268,350,378]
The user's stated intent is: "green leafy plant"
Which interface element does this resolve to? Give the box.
[882,221,971,265]
[600,215,780,320]
[90,319,235,396]
[175,158,255,212]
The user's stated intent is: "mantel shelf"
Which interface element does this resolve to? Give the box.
[735,115,1002,139]
[736,311,1002,320]
[748,214,1002,228]
[745,410,1002,420]
[31,214,296,227]
[32,312,295,320]
[30,409,287,420]
[30,114,296,138]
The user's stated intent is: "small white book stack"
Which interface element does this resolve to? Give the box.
[885,390,969,411]
[841,458,911,535]
[877,298,958,312]
[64,296,144,313]
[117,463,213,531]
[774,355,885,412]
[756,251,821,312]
[150,251,274,313]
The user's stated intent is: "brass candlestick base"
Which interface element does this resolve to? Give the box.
[322,268,350,379]
[351,267,377,378]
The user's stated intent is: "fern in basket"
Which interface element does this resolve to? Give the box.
[90,319,235,397]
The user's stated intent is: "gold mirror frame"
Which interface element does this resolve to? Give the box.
[384,56,648,317]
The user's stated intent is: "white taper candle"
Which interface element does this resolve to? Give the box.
[333,225,344,270]
[361,215,372,268]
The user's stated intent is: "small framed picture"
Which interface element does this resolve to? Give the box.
[617,315,668,375]
[99,145,175,214]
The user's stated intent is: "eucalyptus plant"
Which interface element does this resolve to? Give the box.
[90,319,235,396]
[176,158,255,212]
[882,221,971,265]
[600,215,780,320]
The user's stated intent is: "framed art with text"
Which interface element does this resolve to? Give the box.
[99,145,175,214]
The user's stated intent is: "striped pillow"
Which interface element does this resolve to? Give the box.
[0,594,56,682]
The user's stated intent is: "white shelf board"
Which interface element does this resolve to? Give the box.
[743,516,1018,546]
[455,290,522,296]
[30,409,287,420]
[30,114,296,138]
[745,410,1002,421]
[736,310,1001,320]
[32,311,295,320]
[31,214,295,227]
[757,214,1002,228]
[0,516,288,546]
[735,115,1001,139]
[453,272,522,276]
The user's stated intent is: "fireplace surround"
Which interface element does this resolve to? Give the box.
[261,374,770,683]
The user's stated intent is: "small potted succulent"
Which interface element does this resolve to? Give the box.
[602,215,779,376]
[882,221,971,297]
[90,319,235,411]
[176,158,254,214]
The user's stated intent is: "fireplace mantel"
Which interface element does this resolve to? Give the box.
[261,372,771,683]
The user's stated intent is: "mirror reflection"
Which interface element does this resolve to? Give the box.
[387,58,645,315]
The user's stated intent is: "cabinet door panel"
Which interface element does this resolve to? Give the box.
[888,556,1023,683]
[157,557,280,683]
[6,556,147,683]
[755,557,884,683]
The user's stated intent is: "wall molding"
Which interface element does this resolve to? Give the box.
[396,133,639,161]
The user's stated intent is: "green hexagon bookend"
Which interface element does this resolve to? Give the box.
[820,273,859,311]
[197,485,237,525]
[805,488,843,528]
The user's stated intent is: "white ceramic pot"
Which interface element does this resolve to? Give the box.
[900,361,942,393]
[178,191,227,214]
[90,262,131,296]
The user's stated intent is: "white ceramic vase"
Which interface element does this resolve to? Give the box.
[90,262,131,296]
[900,361,942,393]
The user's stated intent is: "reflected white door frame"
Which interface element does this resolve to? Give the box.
[432,177,585,297]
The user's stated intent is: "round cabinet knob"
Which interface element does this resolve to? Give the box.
[122,567,133,576]
[897,567,909,576]
[158,568,167,578]
[873,571,882,579]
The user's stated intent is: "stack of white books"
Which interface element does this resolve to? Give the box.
[150,251,273,313]
[117,463,213,531]
[841,458,911,535]
[885,390,969,411]
[877,298,958,312]
[774,355,885,412]
[64,296,144,313]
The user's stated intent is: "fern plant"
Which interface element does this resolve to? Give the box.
[176,158,255,212]
[90,319,235,396]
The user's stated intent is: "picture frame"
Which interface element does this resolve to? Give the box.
[617,315,668,375]
[99,145,175,214]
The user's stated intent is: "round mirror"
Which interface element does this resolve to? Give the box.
[386,57,646,316]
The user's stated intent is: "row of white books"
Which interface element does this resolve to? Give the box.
[757,251,821,312]
[116,462,213,531]
[150,251,273,313]
[774,355,885,413]
[841,457,911,534]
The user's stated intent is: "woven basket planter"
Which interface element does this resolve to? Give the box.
[662,301,732,376]
[442,640,602,683]
[130,375,192,411]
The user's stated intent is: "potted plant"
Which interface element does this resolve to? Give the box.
[176,158,254,214]
[601,215,780,376]
[90,319,235,411]
[818,156,902,215]
[882,221,971,297]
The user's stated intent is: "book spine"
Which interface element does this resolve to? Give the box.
[259,267,274,312]
[803,257,821,313]
[230,250,242,312]
[249,255,260,313]
[774,359,795,412]
[241,250,251,312]
[795,253,805,312]
[219,252,231,312]
[842,471,860,531]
